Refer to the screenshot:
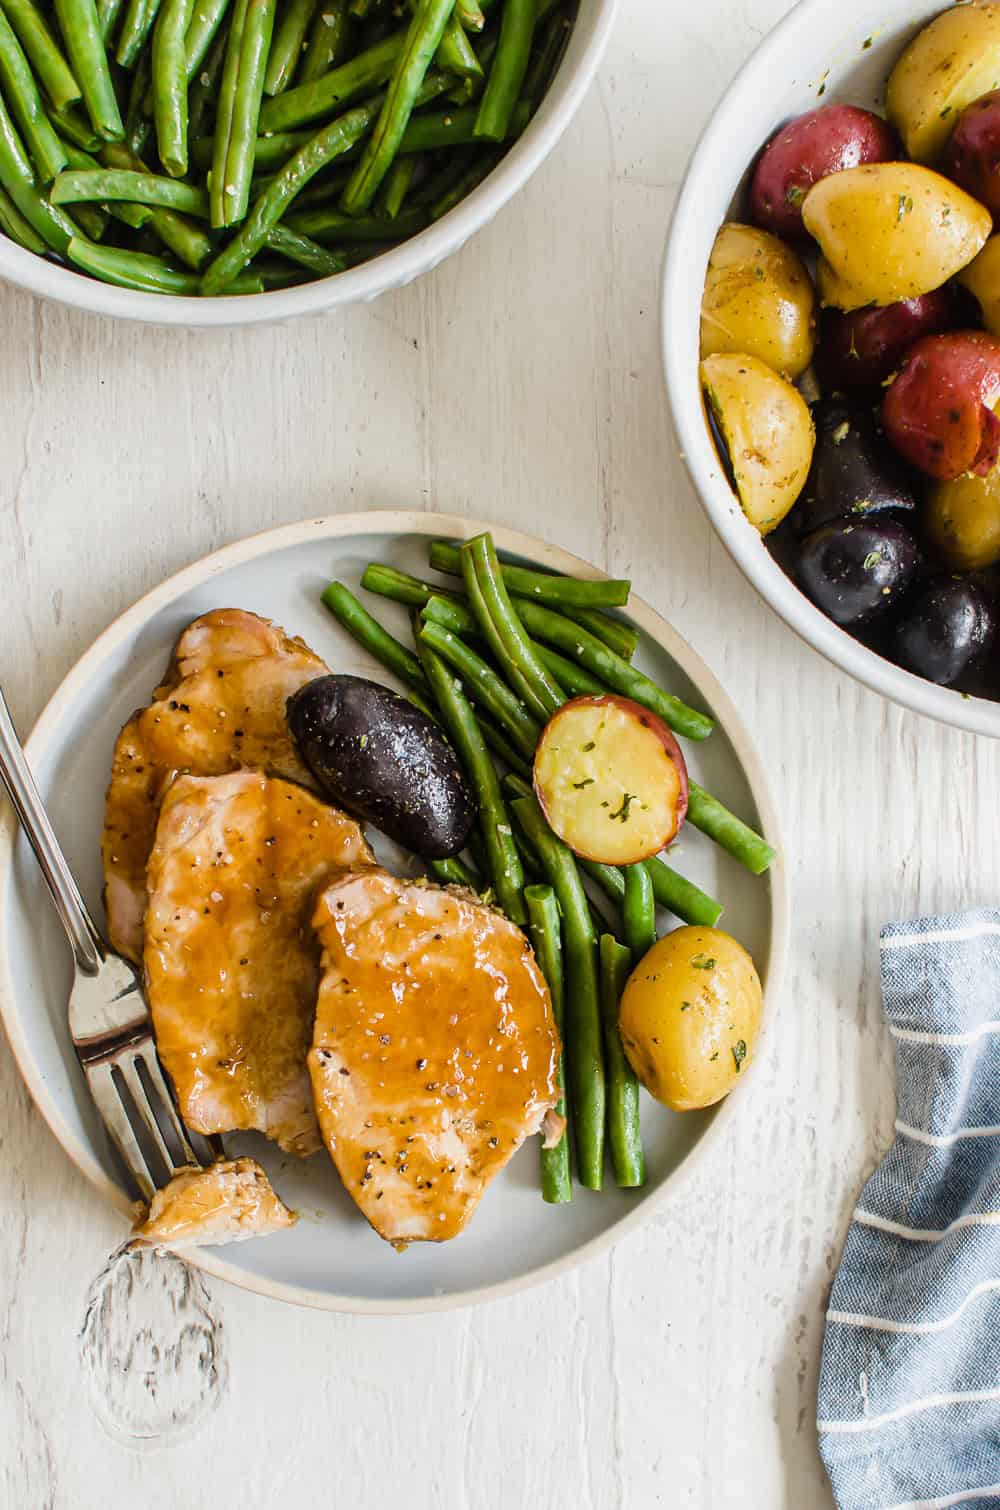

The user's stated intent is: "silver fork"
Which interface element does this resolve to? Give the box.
[0,687,219,1201]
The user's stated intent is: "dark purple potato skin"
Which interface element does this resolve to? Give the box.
[793,398,916,537]
[748,104,898,239]
[943,90,1000,215]
[892,578,994,685]
[287,674,476,858]
[814,290,956,391]
[794,516,921,627]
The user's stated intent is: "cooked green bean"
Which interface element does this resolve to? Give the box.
[525,884,572,1204]
[48,101,100,149]
[478,715,531,778]
[521,0,567,103]
[599,934,645,1188]
[454,0,483,30]
[428,142,498,217]
[461,532,563,721]
[514,598,715,742]
[534,643,604,697]
[258,27,401,132]
[210,0,274,226]
[152,0,194,173]
[361,561,461,608]
[417,616,540,758]
[399,95,529,152]
[321,579,428,693]
[202,70,444,290]
[0,182,44,248]
[54,0,123,139]
[643,853,724,927]
[474,0,532,140]
[686,784,775,876]
[430,540,630,610]
[187,12,227,135]
[434,8,480,78]
[417,640,526,925]
[116,0,161,68]
[428,854,480,889]
[53,167,210,212]
[66,233,262,289]
[0,11,68,180]
[339,0,455,215]
[0,0,80,110]
[376,149,414,217]
[267,219,343,272]
[511,794,604,1189]
[97,0,124,37]
[0,95,78,250]
[283,201,425,240]
[298,0,350,83]
[183,0,230,76]
[561,607,638,660]
[623,862,655,961]
[263,0,313,93]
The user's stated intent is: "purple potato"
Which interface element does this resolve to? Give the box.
[793,398,916,537]
[794,516,921,627]
[892,577,994,685]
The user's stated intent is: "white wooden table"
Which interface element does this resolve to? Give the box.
[6,0,1000,1502]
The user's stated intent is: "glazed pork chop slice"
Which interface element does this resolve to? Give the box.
[145,770,372,1156]
[310,870,560,1243]
[103,609,327,962]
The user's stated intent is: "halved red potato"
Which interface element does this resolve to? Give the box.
[533,695,688,866]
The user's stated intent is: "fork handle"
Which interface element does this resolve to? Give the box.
[0,688,104,975]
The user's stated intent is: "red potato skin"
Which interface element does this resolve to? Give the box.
[943,90,1000,216]
[749,104,899,239]
[814,289,957,390]
[882,330,1000,480]
[533,695,689,864]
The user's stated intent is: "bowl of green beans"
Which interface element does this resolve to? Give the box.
[0,0,616,322]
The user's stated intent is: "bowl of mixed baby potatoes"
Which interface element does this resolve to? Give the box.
[664,0,1000,735]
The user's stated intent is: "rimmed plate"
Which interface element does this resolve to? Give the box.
[0,511,787,1313]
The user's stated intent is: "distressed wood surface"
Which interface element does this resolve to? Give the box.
[3,0,999,1504]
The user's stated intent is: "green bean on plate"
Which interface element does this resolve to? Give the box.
[317,529,776,1201]
[0,0,577,294]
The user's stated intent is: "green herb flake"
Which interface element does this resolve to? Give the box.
[582,741,596,751]
[732,1039,747,1072]
[785,184,806,206]
[939,104,952,119]
[863,549,883,570]
[609,792,636,823]
[572,777,594,789]
[709,1052,719,1062]
[681,1001,693,1011]
[862,35,873,48]
[896,193,914,222]
[691,953,716,970]
[754,265,765,281]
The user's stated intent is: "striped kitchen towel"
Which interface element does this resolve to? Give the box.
[818,909,1000,1510]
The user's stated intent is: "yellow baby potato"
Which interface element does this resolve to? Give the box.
[925,467,1000,571]
[700,351,814,534]
[887,2,1000,163]
[619,926,763,1112]
[700,221,816,380]
[959,235,1000,338]
[803,163,991,310]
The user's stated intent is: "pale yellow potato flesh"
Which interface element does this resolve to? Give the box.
[533,698,683,865]
[700,351,814,534]
[925,466,1000,571]
[960,235,1000,338]
[803,163,990,311]
[619,926,762,1112]
[699,221,816,379]
[887,2,1000,164]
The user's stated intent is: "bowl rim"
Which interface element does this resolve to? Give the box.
[0,508,788,1313]
[659,0,1000,738]
[0,0,618,328]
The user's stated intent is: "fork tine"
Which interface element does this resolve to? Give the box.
[132,1041,203,1170]
[85,1060,158,1202]
[118,1052,178,1179]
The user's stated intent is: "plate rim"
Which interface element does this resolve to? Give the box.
[0,509,789,1314]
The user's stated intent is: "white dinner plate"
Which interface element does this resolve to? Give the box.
[0,511,788,1312]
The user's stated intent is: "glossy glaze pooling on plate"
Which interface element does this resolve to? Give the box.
[310,869,560,1245]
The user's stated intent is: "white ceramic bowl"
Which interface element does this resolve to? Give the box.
[662,0,1000,738]
[3,0,616,327]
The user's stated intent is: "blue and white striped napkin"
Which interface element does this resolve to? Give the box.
[818,909,1000,1510]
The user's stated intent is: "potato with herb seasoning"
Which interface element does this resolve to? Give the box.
[700,222,816,379]
[804,163,991,311]
[886,2,1000,164]
[700,352,815,534]
[618,926,762,1112]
